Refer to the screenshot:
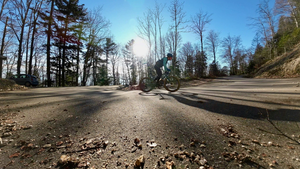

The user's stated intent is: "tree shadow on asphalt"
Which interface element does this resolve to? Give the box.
[151,91,300,122]
[0,89,126,168]
[139,90,298,168]
[140,92,268,168]
[0,88,118,106]
[151,90,300,145]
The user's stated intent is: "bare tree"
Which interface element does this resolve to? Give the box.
[205,30,220,63]
[154,1,166,59]
[0,16,8,78]
[190,10,212,53]
[150,1,166,61]
[9,0,33,75]
[122,40,136,85]
[28,0,44,75]
[0,0,10,78]
[121,61,128,85]
[137,1,166,64]
[248,0,278,59]
[137,9,153,63]
[110,45,120,85]
[221,35,242,75]
[0,0,9,18]
[2,31,16,78]
[178,42,194,77]
[165,30,182,57]
[169,0,187,66]
[250,0,277,45]
[24,11,32,74]
[274,0,299,28]
[258,0,276,38]
[44,0,54,87]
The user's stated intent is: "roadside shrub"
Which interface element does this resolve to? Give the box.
[0,79,16,91]
[277,28,300,55]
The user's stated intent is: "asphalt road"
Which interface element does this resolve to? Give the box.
[0,76,300,169]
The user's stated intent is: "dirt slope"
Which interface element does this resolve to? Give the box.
[254,43,300,78]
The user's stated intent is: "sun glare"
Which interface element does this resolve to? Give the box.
[133,37,149,57]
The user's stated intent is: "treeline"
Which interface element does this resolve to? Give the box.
[0,0,116,86]
[139,0,300,79]
[0,0,299,87]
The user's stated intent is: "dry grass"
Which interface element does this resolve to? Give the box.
[255,43,300,78]
[0,79,28,92]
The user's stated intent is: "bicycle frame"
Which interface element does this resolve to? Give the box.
[139,66,180,92]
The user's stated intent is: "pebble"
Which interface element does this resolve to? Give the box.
[0,138,5,147]
[22,125,33,130]
[2,132,12,137]
[43,144,52,148]
[6,124,15,127]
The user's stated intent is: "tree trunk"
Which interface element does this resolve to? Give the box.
[112,63,116,85]
[76,45,80,86]
[0,17,8,79]
[58,46,62,86]
[17,26,25,75]
[47,0,54,87]
[25,17,32,74]
[82,45,91,86]
[29,20,37,75]
[92,48,96,86]
[62,14,69,87]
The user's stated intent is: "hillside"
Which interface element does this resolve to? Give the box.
[254,43,300,78]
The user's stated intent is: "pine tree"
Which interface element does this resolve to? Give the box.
[54,0,86,86]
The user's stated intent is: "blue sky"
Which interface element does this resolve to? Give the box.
[79,0,275,54]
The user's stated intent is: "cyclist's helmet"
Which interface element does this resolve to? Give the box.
[167,53,173,58]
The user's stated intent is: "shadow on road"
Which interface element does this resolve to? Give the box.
[149,91,300,122]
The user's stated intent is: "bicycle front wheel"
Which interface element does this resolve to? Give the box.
[164,76,180,92]
[139,77,154,92]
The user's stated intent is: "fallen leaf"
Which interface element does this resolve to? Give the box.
[56,141,64,146]
[9,152,20,158]
[22,125,33,130]
[166,161,175,169]
[134,155,145,167]
[134,138,140,145]
[252,140,260,145]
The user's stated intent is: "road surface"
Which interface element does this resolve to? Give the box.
[0,76,300,168]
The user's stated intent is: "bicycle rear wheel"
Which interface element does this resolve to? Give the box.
[164,76,180,92]
[139,77,154,92]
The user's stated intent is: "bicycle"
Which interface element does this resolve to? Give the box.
[139,70,180,92]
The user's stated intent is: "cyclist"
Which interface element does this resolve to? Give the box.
[154,53,173,85]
